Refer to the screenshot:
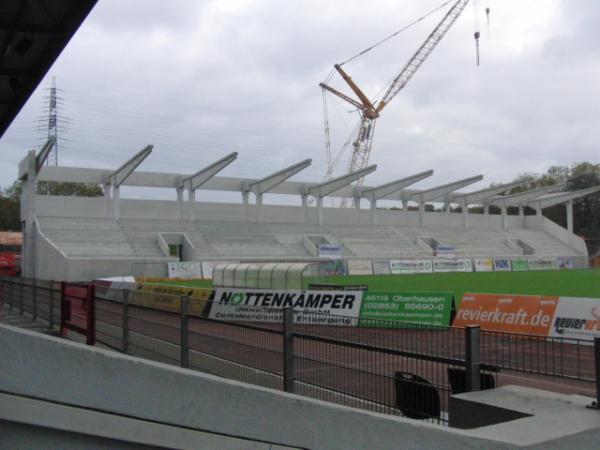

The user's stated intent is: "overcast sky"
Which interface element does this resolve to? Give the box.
[1,0,598,202]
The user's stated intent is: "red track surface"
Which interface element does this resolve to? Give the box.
[95,298,597,415]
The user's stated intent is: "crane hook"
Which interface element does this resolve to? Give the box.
[474,31,481,66]
[485,7,491,42]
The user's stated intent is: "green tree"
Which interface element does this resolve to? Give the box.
[0,180,103,231]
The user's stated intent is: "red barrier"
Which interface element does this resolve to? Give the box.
[60,282,95,345]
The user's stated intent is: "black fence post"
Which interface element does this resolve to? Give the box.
[589,337,600,410]
[180,296,189,368]
[465,325,481,392]
[9,278,13,310]
[19,278,23,314]
[0,280,4,309]
[283,307,295,393]
[32,278,37,320]
[122,290,130,354]
[49,281,55,329]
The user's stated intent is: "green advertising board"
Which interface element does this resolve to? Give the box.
[359,292,455,328]
[511,258,530,272]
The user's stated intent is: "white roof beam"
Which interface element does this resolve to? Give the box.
[182,152,238,191]
[35,138,56,174]
[527,185,600,209]
[488,183,566,207]
[247,159,311,195]
[450,180,527,205]
[306,165,377,199]
[362,170,433,202]
[108,145,153,187]
[409,175,483,203]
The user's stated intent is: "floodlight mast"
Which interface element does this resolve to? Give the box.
[320,0,471,207]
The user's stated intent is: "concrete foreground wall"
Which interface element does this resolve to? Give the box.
[1,323,515,450]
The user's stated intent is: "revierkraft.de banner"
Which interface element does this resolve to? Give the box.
[209,288,363,325]
[359,292,455,327]
[454,293,558,335]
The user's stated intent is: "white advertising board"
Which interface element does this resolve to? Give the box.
[347,259,373,275]
[200,261,225,279]
[493,258,512,272]
[474,258,494,272]
[433,258,472,273]
[528,257,559,271]
[549,297,600,341]
[168,261,202,279]
[210,288,364,326]
[372,260,391,275]
[318,244,342,259]
[389,259,433,274]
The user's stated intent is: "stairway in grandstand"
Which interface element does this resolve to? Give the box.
[37,217,135,258]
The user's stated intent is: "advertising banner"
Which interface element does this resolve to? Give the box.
[493,258,512,272]
[347,259,373,275]
[474,258,494,272]
[433,258,472,273]
[359,292,455,327]
[454,293,558,335]
[390,259,433,274]
[132,284,212,316]
[168,261,202,279]
[210,288,363,325]
[435,245,456,258]
[317,259,347,276]
[200,261,223,279]
[557,257,574,270]
[528,257,559,271]
[318,244,342,259]
[372,260,391,275]
[548,297,600,340]
[510,258,530,272]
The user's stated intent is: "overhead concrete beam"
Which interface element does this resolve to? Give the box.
[247,159,311,195]
[362,170,433,202]
[487,183,566,208]
[182,152,238,191]
[450,180,527,206]
[408,175,483,203]
[306,165,377,199]
[34,138,56,175]
[108,145,153,187]
[526,185,600,210]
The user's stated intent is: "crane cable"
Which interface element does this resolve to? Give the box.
[334,0,455,69]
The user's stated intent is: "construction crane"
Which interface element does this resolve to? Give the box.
[320,0,471,207]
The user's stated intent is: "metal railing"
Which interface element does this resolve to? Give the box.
[2,276,599,424]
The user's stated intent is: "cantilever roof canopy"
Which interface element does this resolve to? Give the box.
[0,0,97,139]
[526,185,600,210]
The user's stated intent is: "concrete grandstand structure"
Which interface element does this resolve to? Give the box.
[19,141,600,281]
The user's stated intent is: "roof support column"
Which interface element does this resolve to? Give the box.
[354,196,361,222]
[462,202,468,228]
[176,185,184,220]
[107,145,153,221]
[317,197,324,225]
[188,189,196,221]
[501,206,507,231]
[536,203,543,227]
[567,199,574,233]
[419,202,424,228]
[370,200,377,227]
[112,182,120,220]
[301,194,309,223]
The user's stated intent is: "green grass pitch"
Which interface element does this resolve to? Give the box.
[145,269,600,306]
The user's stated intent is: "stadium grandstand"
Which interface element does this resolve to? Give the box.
[19,141,600,281]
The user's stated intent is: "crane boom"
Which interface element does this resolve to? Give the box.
[322,0,471,207]
[376,0,470,113]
